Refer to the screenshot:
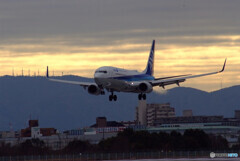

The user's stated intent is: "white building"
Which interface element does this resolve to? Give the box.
[146,103,175,126]
[136,100,147,125]
[31,127,42,138]
[136,101,175,126]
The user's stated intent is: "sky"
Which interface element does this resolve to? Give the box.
[0,0,239,91]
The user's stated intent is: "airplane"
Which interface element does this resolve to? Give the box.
[46,40,227,101]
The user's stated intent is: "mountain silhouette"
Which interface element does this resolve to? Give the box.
[0,76,238,131]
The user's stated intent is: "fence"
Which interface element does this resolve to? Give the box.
[0,150,239,161]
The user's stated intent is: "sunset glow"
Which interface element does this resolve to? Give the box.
[0,35,239,92]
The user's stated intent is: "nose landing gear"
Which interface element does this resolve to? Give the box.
[138,93,146,100]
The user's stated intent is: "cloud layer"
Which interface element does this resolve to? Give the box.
[0,0,239,91]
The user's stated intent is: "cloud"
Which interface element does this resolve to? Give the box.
[0,35,239,58]
[0,0,239,91]
[0,0,240,41]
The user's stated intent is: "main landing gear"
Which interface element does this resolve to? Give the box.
[109,92,117,101]
[138,93,146,100]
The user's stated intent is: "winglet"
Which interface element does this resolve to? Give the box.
[219,58,227,73]
[46,66,49,78]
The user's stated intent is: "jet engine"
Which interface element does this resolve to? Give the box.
[138,82,153,93]
[88,85,101,95]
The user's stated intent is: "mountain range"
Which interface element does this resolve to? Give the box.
[0,75,239,131]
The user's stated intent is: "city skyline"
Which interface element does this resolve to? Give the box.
[0,0,239,91]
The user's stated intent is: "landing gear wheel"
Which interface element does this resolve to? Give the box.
[109,95,113,101]
[109,91,117,101]
[138,94,142,100]
[142,94,146,100]
[113,95,117,101]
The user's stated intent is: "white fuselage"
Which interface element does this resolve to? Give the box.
[94,66,154,93]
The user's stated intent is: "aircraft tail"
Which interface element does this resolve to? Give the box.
[143,40,155,76]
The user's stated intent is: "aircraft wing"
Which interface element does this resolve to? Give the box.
[151,59,227,88]
[47,78,94,87]
[46,67,96,87]
[154,74,192,80]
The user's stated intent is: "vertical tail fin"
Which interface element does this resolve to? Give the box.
[143,40,155,76]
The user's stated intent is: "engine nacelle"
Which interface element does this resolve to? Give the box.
[138,82,153,93]
[88,85,101,95]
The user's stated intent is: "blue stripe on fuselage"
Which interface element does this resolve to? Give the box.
[111,74,155,82]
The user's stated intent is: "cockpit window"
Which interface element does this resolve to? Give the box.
[96,70,107,73]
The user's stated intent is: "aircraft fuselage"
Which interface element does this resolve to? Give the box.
[94,66,154,93]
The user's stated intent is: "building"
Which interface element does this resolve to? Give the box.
[21,120,57,138]
[0,131,17,138]
[31,127,42,138]
[154,115,224,125]
[91,117,124,128]
[136,100,147,125]
[96,117,107,127]
[146,103,175,126]
[29,120,39,127]
[120,120,137,127]
[136,101,175,126]
[147,115,240,147]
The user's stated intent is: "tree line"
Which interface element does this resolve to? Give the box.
[0,129,238,156]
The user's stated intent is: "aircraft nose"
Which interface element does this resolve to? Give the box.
[94,72,105,80]
[94,73,103,84]
[94,72,101,78]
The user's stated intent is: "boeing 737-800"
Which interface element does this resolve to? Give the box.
[46,40,226,101]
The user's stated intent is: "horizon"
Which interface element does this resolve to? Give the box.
[0,74,236,93]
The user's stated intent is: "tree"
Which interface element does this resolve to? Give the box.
[183,129,211,150]
[209,134,229,150]
[63,140,92,153]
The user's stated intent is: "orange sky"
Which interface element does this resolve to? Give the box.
[0,36,239,92]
